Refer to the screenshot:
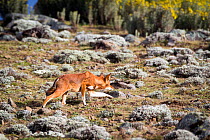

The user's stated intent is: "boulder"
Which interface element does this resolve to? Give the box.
[4,124,30,136]
[170,65,210,78]
[0,110,14,123]
[176,112,210,139]
[75,33,129,47]
[0,34,17,41]
[145,57,169,67]
[66,125,110,140]
[7,19,42,32]
[130,104,172,121]
[164,129,199,140]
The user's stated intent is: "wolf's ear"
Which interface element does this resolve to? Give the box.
[105,74,111,82]
[100,73,104,77]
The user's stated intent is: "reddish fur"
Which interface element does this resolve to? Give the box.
[42,71,113,107]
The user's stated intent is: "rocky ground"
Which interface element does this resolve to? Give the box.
[0,14,210,140]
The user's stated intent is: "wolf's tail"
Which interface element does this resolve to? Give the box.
[46,78,59,96]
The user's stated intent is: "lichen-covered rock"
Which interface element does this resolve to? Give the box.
[111,80,136,90]
[124,34,137,43]
[22,37,52,43]
[130,104,172,121]
[164,129,199,140]
[70,116,90,124]
[28,115,90,136]
[176,112,210,140]
[98,110,114,118]
[171,48,195,55]
[195,49,210,59]
[148,91,163,99]
[58,30,71,38]
[8,19,42,32]
[28,116,69,133]
[66,125,110,140]
[104,51,135,63]
[114,65,148,79]
[131,137,146,140]
[135,81,145,88]
[31,131,65,137]
[54,36,69,42]
[0,110,14,123]
[4,124,30,136]
[16,110,31,120]
[0,76,15,84]
[0,67,30,79]
[53,49,134,64]
[75,33,128,47]
[0,134,8,140]
[141,32,181,46]
[145,57,169,67]
[60,64,74,71]
[181,77,207,86]
[33,69,61,78]
[125,68,148,79]
[0,102,15,113]
[0,34,17,41]
[147,47,173,57]
[120,122,144,131]
[49,101,62,110]
[107,91,126,98]
[170,65,210,78]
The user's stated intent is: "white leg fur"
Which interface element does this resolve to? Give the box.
[82,96,87,106]
[90,92,113,98]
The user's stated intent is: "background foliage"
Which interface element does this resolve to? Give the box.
[0,0,209,36]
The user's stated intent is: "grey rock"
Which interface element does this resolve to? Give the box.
[164,129,199,140]
[105,50,135,63]
[16,110,31,120]
[98,110,114,118]
[176,112,210,139]
[147,47,173,57]
[181,77,207,86]
[33,69,61,78]
[60,64,74,71]
[124,34,137,43]
[28,116,69,133]
[31,131,65,137]
[0,76,15,84]
[170,65,210,78]
[75,33,128,47]
[4,124,30,136]
[0,34,17,41]
[148,91,163,99]
[195,49,210,59]
[154,119,179,127]
[0,110,14,123]
[145,57,169,67]
[66,125,110,140]
[70,116,90,124]
[131,137,146,140]
[22,37,52,43]
[135,81,145,88]
[0,102,15,113]
[54,36,69,42]
[58,30,71,38]
[120,122,144,131]
[108,91,126,98]
[49,101,62,110]
[8,19,42,32]
[130,104,172,121]
[125,68,148,79]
